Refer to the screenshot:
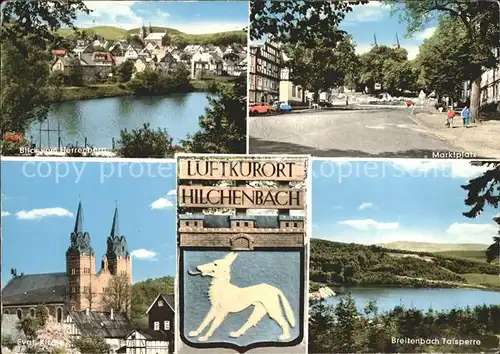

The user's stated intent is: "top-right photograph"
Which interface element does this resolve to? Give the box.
[248,1,500,159]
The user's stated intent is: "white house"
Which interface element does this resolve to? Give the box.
[125,329,169,354]
[124,45,140,61]
[191,52,223,78]
[183,45,204,56]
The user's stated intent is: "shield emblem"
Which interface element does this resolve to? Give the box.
[178,214,306,353]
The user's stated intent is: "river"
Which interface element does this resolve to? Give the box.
[326,287,500,313]
[27,92,213,149]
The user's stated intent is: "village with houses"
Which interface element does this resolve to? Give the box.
[50,24,247,86]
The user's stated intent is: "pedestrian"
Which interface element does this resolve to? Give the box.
[461,106,471,128]
[446,107,455,128]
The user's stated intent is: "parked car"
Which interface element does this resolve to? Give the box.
[273,101,292,113]
[405,99,415,107]
[249,102,275,116]
[318,100,333,107]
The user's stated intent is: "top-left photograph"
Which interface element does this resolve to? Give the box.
[1,0,248,158]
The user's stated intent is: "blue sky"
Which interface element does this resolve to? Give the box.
[1,159,177,286]
[76,1,249,34]
[252,1,438,60]
[340,1,438,59]
[312,160,499,245]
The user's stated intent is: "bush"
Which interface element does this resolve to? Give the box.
[71,336,109,354]
[116,123,180,158]
[1,132,30,155]
[2,334,16,350]
[48,71,66,86]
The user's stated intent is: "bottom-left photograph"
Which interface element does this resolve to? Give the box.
[1,158,177,354]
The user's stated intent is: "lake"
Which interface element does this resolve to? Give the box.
[27,92,213,149]
[326,287,500,313]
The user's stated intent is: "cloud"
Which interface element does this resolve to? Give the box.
[343,1,391,24]
[415,26,437,40]
[446,222,498,244]
[338,218,399,231]
[131,249,159,261]
[16,208,73,220]
[358,202,374,211]
[167,189,176,197]
[169,22,247,34]
[390,161,490,179]
[78,1,143,28]
[1,211,10,217]
[78,2,246,34]
[151,197,174,210]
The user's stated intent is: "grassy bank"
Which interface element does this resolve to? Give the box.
[47,79,235,103]
[48,84,132,102]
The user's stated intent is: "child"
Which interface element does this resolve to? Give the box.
[446,108,455,128]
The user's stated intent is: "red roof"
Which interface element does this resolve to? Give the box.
[52,49,66,56]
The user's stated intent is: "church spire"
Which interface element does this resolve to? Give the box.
[74,201,83,234]
[110,204,120,237]
[396,32,400,49]
[372,33,378,47]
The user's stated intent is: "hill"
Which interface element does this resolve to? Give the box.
[58,26,129,40]
[57,26,247,46]
[376,241,488,253]
[127,26,183,35]
[311,238,499,289]
[131,276,174,329]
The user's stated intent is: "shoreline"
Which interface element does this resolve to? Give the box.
[312,279,500,293]
[46,80,233,104]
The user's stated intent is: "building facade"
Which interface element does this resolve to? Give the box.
[2,202,132,321]
[146,293,175,353]
[480,47,500,109]
[279,66,306,106]
[249,41,282,103]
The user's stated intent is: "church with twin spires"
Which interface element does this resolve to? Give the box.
[1,202,132,322]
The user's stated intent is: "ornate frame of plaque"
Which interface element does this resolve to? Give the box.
[175,154,309,354]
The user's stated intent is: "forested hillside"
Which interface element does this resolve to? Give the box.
[310,239,499,289]
[131,276,174,328]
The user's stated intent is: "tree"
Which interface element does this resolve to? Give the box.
[161,33,172,47]
[18,305,50,339]
[116,123,177,158]
[127,35,144,49]
[66,58,84,86]
[284,36,358,101]
[1,35,52,132]
[113,61,134,83]
[250,1,367,48]
[358,45,411,93]
[462,161,500,218]
[388,0,500,122]
[1,0,90,132]
[416,18,481,102]
[308,300,335,353]
[486,217,500,264]
[181,75,246,153]
[72,336,108,354]
[103,274,133,317]
[332,294,362,353]
[33,318,77,354]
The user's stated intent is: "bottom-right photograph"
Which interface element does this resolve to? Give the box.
[309,159,500,354]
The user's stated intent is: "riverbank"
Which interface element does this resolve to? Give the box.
[46,79,235,103]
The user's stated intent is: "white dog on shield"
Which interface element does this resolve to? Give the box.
[187,252,296,342]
